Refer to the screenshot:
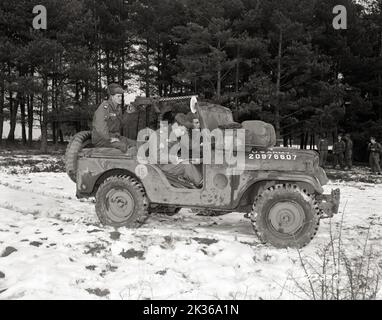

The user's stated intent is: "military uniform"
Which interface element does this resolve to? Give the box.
[332,139,346,169]
[344,136,353,170]
[146,119,202,187]
[318,138,328,167]
[92,98,136,153]
[368,141,382,173]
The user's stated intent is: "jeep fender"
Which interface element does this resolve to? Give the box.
[234,173,323,210]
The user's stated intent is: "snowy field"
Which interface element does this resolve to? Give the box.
[0,154,381,300]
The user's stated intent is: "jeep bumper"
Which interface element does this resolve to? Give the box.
[316,188,341,218]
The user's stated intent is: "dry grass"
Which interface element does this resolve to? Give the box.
[291,210,381,300]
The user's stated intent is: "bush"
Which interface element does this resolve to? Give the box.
[291,213,381,300]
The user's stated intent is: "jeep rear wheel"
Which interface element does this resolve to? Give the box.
[95,175,149,228]
[251,184,320,248]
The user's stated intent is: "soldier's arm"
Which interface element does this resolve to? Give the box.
[93,105,111,141]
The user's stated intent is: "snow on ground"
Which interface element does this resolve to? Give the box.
[0,155,381,300]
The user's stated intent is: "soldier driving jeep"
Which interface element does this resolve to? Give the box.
[144,112,203,188]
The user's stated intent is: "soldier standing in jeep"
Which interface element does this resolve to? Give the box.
[92,83,136,153]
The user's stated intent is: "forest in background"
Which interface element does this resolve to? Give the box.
[0,0,382,161]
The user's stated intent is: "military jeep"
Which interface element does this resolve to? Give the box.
[65,100,340,248]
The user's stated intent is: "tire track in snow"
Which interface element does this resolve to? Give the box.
[0,184,96,224]
[0,178,83,202]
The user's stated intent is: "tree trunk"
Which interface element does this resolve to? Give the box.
[274,29,283,142]
[58,77,65,143]
[52,122,57,144]
[20,94,27,145]
[145,40,150,97]
[40,76,48,153]
[157,43,162,96]
[96,47,101,105]
[304,132,309,149]
[7,91,17,142]
[217,68,221,100]
[309,134,313,150]
[59,128,64,143]
[216,40,222,101]
[283,136,288,147]
[0,72,4,145]
[106,49,111,84]
[84,79,89,107]
[234,45,240,120]
[28,93,34,146]
[378,31,382,119]
[52,77,57,145]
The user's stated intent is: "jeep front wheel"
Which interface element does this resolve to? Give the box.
[95,175,149,228]
[251,184,320,248]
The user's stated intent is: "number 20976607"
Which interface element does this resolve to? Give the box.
[248,153,297,161]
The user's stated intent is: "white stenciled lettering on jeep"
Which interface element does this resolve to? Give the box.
[249,151,297,161]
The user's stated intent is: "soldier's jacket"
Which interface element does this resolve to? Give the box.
[92,99,133,146]
[368,142,382,153]
[333,140,346,154]
[189,129,203,158]
[146,129,200,164]
[318,139,329,151]
[148,129,181,164]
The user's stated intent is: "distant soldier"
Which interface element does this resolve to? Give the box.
[368,136,382,174]
[332,135,346,169]
[317,133,329,167]
[344,133,353,170]
[92,83,136,153]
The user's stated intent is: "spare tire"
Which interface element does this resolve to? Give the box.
[65,131,92,183]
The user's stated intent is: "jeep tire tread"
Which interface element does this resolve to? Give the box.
[251,184,320,248]
[95,175,149,228]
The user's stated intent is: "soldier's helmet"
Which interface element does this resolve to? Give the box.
[107,83,125,96]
